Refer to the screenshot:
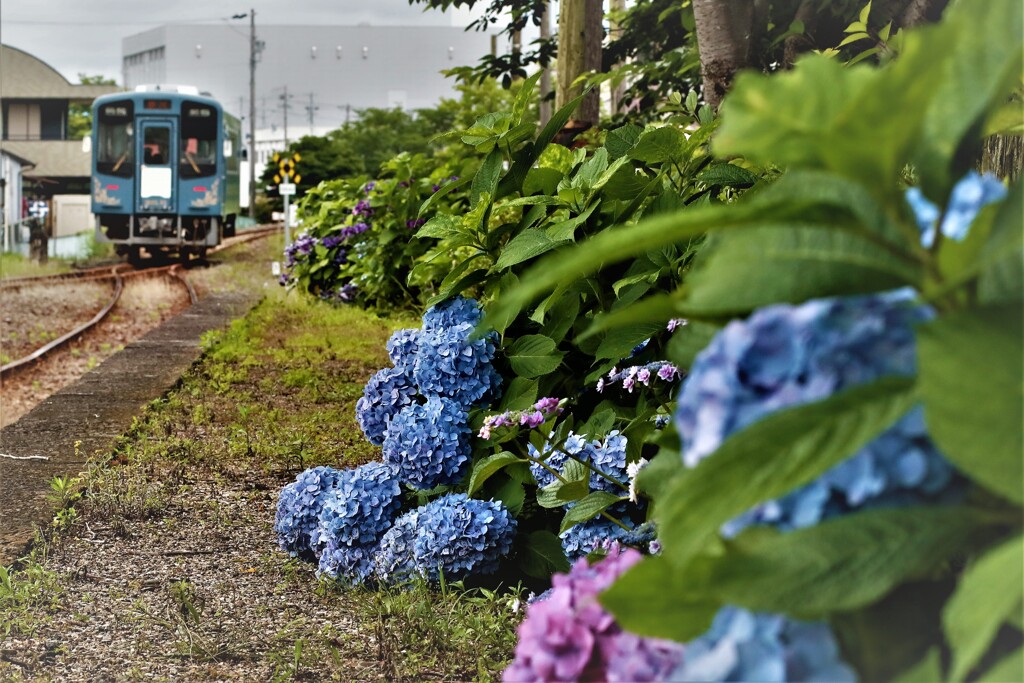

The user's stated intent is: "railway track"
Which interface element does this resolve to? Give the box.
[0,226,278,379]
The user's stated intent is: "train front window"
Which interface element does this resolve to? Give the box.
[143,126,170,165]
[180,101,218,178]
[96,100,134,178]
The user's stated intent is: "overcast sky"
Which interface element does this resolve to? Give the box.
[1,0,482,85]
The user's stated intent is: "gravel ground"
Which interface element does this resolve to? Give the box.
[1,281,114,362]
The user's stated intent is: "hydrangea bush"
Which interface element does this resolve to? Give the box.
[274,466,345,558]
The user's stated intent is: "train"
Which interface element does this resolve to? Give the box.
[91,86,240,262]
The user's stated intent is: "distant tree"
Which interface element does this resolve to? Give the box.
[68,74,117,140]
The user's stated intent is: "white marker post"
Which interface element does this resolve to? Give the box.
[279,181,296,245]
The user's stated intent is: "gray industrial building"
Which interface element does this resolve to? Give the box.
[121,20,497,134]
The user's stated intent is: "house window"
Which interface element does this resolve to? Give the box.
[6,103,42,140]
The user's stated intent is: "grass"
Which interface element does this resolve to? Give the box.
[0,253,73,280]
[0,244,520,679]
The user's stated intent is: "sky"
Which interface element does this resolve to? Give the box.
[1,0,481,85]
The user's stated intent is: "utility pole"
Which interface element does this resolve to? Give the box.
[305,93,319,134]
[247,10,257,220]
[280,86,292,148]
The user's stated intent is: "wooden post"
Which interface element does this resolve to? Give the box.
[556,0,603,128]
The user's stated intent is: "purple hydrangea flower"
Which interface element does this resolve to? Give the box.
[601,362,681,393]
[503,546,684,682]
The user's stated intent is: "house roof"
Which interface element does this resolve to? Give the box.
[2,140,89,178]
[0,44,119,101]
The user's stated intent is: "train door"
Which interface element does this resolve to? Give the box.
[137,119,178,218]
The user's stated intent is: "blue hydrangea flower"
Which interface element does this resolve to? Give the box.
[274,466,345,557]
[670,606,856,682]
[355,366,417,446]
[906,171,1007,247]
[382,396,472,489]
[412,494,517,580]
[386,328,420,371]
[560,516,636,561]
[374,509,420,583]
[422,295,484,332]
[675,291,958,535]
[312,462,403,557]
[412,322,502,406]
[529,431,629,496]
[317,539,377,584]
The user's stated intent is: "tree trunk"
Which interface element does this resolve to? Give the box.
[692,0,756,109]
[539,2,552,128]
[608,0,626,116]
[981,134,1024,183]
[556,0,603,127]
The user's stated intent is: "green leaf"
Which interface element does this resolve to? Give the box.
[560,492,626,533]
[917,306,1023,503]
[696,163,759,188]
[603,165,652,200]
[506,334,564,378]
[468,452,523,496]
[709,506,995,618]
[893,650,943,683]
[945,534,1024,682]
[512,71,542,124]
[979,181,1023,304]
[605,124,644,159]
[415,214,462,239]
[914,0,1024,196]
[545,202,599,243]
[523,167,565,196]
[417,177,470,216]
[595,323,666,360]
[492,477,526,517]
[978,648,1024,683]
[667,320,722,370]
[494,230,560,271]
[681,225,922,315]
[600,555,719,641]
[498,377,539,411]
[471,148,503,208]
[629,126,688,164]
[555,478,591,503]
[519,530,570,578]
[579,408,617,440]
[657,377,917,566]
[582,293,677,341]
[838,32,870,47]
[635,448,683,502]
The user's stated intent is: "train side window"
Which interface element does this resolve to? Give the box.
[96,100,134,178]
[180,100,219,178]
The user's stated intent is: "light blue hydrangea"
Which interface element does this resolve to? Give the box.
[355,366,417,446]
[906,171,1007,247]
[675,291,957,535]
[412,494,518,580]
[313,461,403,557]
[317,539,377,584]
[374,509,420,583]
[560,516,636,561]
[382,396,472,489]
[412,322,502,406]
[374,495,517,584]
[670,606,856,682]
[386,328,420,371]
[529,431,629,496]
[421,295,484,332]
[274,466,345,557]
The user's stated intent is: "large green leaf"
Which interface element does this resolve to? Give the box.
[494,230,560,271]
[657,377,917,566]
[944,534,1024,682]
[917,306,1023,503]
[559,492,624,533]
[519,530,570,578]
[595,322,666,360]
[468,452,523,496]
[471,147,503,208]
[505,334,564,378]
[914,0,1024,196]
[979,181,1023,305]
[708,507,994,618]
[681,225,922,315]
[978,648,1024,683]
[600,555,718,641]
[498,376,539,411]
[893,650,943,683]
[629,126,688,164]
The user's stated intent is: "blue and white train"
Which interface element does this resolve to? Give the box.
[91,86,240,262]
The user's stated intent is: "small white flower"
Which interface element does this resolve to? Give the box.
[626,457,650,503]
